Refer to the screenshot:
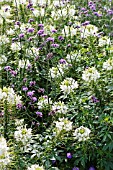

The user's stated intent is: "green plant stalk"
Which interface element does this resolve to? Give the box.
[4,100,8,140]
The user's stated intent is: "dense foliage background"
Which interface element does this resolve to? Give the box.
[0,0,113,169]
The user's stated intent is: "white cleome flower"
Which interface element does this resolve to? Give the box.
[0,35,9,45]
[55,118,72,132]
[0,137,10,167]
[66,51,81,63]
[73,126,91,141]
[18,59,31,69]
[27,164,45,170]
[0,5,11,19]
[62,26,76,37]
[14,125,32,144]
[82,67,100,82]
[49,66,64,79]
[1,87,22,105]
[52,101,68,114]
[37,95,52,109]
[60,78,78,94]
[0,55,7,64]
[103,58,113,70]
[80,24,98,38]
[98,36,110,47]
[11,42,21,52]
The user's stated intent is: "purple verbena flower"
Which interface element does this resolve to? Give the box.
[59,59,66,64]
[37,29,44,35]
[91,96,99,103]
[38,88,45,93]
[27,27,34,33]
[16,103,23,109]
[38,23,44,27]
[22,86,28,91]
[46,37,54,42]
[72,167,79,170]
[27,91,35,97]
[19,33,24,38]
[31,97,37,102]
[28,18,34,23]
[36,111,43,117]
[4,66,11,71]
[58,36,64,41]
[51,43,59,48]
[89,166,95,170]
[67,152,72,159]
[29,81,36,86]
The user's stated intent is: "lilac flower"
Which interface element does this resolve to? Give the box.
[16,103,23,109]
[15,21,20,25]
[4,66,11,71]
[58,36,64,41]
[23,78,27,82]
[46,37,54,42]
[51,43,59,48]
[12,38,18,42]
[51,29,57,33]
[28,18,34,23]
[27,3,33,9]
[91,96,99,103]
[31,97,37,102]
[37,29,44,35]
[22,86,28,91]
[93,12,102,17]
[10,70,17,77]
[40,33,47,37]
[27,91,35,97]
[38,88,45,93]
[67,43,71,47]
[81,7,86,11]
[89,166,95,170]
[28,37,33,41]
[19,33,24,38]
[29,81,36,87]
[72,167,79,170]
[46,53,53,60]
[38,23,44,27]
[27,28,34,33]
[67,152,72,159]
[48,110,56,116]
[59,59,66,64]
[36,111,43,117]
[81,21,90,26]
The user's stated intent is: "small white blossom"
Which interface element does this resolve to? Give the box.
[11,42,21,52]
[0,5,11,19]
[82,67,100,82]
[81,24,98,38]
[0,87,22,105]
[52,101,68,114]
[0,35,9,45]
[49,66,63,79]
[99,36,110,47]
[62,26,76,37]
[37,95,52,109]
[55,118,72,132]
[14,125,32,144]
[60,78,78,94]
[0,55,7,64]
[27,164,44,170]
[0,137,10,167]
[103,58,113,70]
[73,126,91,141]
